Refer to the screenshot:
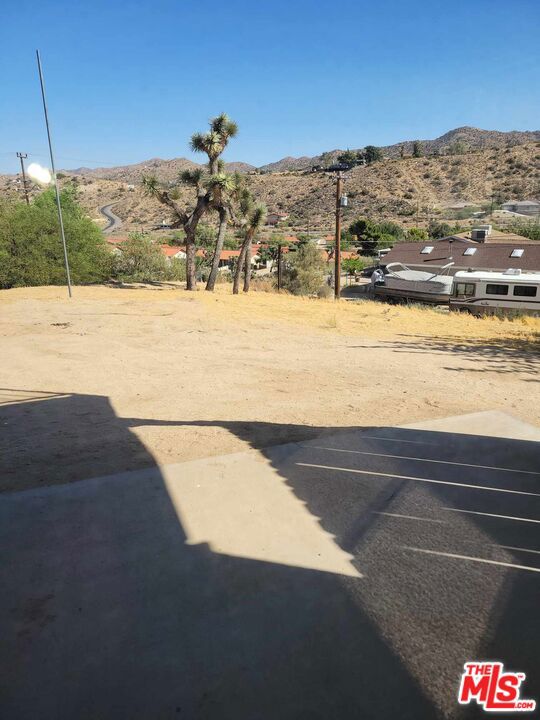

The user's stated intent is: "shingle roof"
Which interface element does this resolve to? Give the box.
[447,231,534,244]
[381,241,540,273]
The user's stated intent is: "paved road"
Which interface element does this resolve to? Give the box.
[0,410,538,719]
[99,202,122,234]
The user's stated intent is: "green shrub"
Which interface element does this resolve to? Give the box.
[113,233,173,282]
[283,242,327,296]
[0,188,111,288]
[342,258,366,274]
[504,221,540,242]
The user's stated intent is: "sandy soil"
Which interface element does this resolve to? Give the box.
[1,284,538,492]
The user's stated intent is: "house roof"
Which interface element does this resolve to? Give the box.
[502,200,540,207]
[381,241,540,273]
[219,247,260,260]
[447,231,534,244]
[160,245,185,257]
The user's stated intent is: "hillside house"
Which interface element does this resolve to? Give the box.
[216,247,262,270]
[501,200,540,216]
[160,246,186,260]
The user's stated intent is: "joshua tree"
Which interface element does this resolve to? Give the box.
[190,114,238,174]
[190,115,240,291]
[204,171,245,292]
[233,202,267,295]
[142,169,209,290]
[142,114,239,291]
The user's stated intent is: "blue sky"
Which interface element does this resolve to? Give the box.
[1,0,539,173]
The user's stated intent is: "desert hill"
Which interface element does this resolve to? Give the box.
[59,140,537,235]
[62,127,540,179]
[67,157,256,182]
[1,127,538,235]
[257,127,540,172]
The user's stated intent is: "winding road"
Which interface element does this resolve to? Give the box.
[99,202,122,234]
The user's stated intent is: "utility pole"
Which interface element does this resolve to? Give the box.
[334,172,343,300]
[277,243,283,292]
[36,49,72,298]
[16,152,30,205]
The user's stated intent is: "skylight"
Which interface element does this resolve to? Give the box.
[421,246,434,254]
[463,247,477,256]
[510,248,524,258]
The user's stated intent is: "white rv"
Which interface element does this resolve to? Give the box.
[450,269,540,315]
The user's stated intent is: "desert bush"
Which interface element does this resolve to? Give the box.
[282,242,327,296]
[504,221,540,242]
[342,257,367,274]
[317,285,333,299]
[406,227,429,242]
[113,233,178,282]
[250,277,277,292]
[428,220,454,238]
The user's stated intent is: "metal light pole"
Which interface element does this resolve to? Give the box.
[16,152,30,205]
[36,49,72,298]
[334,172,343,300]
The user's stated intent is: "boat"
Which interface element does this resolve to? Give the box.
[373,262,454,304]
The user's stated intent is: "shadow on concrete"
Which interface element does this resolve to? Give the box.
[1,391,539,719]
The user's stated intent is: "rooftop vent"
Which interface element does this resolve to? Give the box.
[421,246,434,254]
[476,224,492,235]
[510,248,524,258]
[471,229,487,242]
[463,247,477,256]
[504,268,522,275]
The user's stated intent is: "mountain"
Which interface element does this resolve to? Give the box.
[258,127,540,172]
[3,126,537,235]
[66,157,256,182]
[258,156,326,173]
[381,126,540,158]
[49,138,537,235]
[60,127,540,179]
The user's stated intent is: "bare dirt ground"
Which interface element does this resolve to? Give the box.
[1,284,538,492]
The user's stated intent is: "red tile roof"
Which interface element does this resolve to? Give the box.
[160,245,185,257]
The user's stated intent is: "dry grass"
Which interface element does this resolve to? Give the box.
[2,283,538,347]
[199,285,540,345]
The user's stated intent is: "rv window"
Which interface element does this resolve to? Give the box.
[513,285,537,297]
[486,283,509,295]
[455,282,475,297]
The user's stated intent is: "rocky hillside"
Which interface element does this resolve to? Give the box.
[63,127,540,179]
[56,141,537,235]
[67,157,256,183]
[1,127,538,236]
[250,142,540,230]
[258,127,540,172]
